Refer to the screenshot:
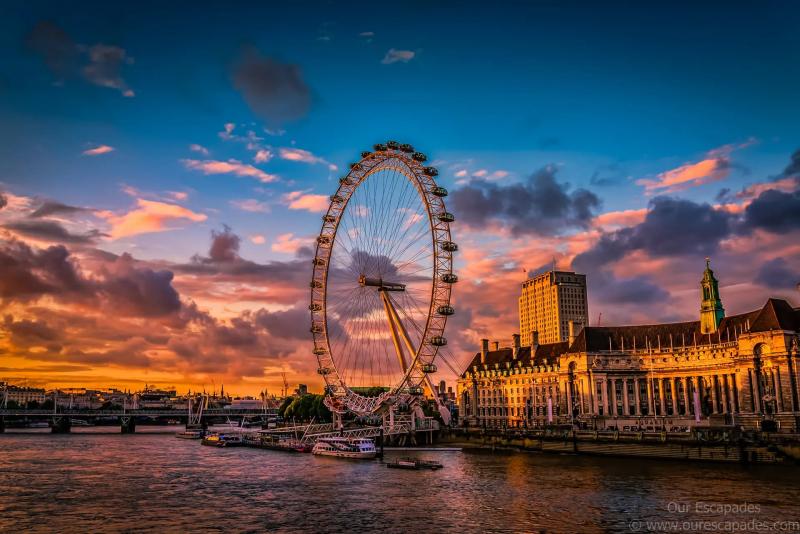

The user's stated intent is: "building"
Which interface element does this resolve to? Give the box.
[459,261,800,432]
[1,383,47,407]
[518,270,588,346]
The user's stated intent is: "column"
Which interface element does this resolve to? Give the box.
[731,373,740,413]
[603,379,610,416]
[710,375,719,414]
[611,379,618,417]
[670,378,679,417]
[622,378,630,416]
[682,377,691,416]
[658,378,666,416]
[634,378,641,415]
[721,375,729,414]
[646,377,654,416]
[774,368,783,412]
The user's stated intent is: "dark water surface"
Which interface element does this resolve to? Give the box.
[1,428,799,533]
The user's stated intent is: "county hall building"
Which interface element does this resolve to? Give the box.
[457,262,800,432]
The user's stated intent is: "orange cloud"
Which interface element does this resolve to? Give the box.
[181,158,278,183]
[83,145,115,156]
[99,199,207,238]
[279,148,337,171]
[282,191,328,212]
[637,139,755,194]
[594,208,647,230]
[271,232,307,254]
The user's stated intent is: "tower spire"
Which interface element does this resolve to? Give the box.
[700,258,725,334]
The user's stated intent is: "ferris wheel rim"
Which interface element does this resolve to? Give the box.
[308,144,456,416]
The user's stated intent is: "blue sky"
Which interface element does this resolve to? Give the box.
[1,1,799,392]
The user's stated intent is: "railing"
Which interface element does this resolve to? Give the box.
[0,408,271,417]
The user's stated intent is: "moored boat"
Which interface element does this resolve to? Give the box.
[312,437,377,459]
[175,429,204,439]
[386,457,443,470]
[201,432,244,447]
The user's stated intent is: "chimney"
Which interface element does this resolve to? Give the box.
[568,320,576,345]
[531,330,539,347]
[480,338,489,364]
[492,341,500,351]
[512,334,521,360]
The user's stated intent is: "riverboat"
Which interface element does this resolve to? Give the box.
[175,429,204,439]
[311,437,377,459]
[386,457,443,470]
[201,433,243,447]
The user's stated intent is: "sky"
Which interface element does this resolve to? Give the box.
[1,0,799,396]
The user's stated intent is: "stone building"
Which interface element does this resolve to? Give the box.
[518,270,588,345]
[458,262,800,432]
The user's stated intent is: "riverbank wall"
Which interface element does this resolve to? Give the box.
[439,428,797,464]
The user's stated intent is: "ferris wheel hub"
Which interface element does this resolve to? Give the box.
[358,274,406,292]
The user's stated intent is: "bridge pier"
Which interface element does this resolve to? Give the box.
[51,415,71,433]
[120,415,136,434]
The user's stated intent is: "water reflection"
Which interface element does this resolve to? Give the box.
[0,429,798,533]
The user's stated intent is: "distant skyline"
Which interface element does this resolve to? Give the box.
[1,1,799,395]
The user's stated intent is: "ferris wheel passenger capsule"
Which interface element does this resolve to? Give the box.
[441,241,458,252]
[437,212,455,223]
[309,303,322,311]
[317,235,331,245]
[317,367,332,375]
[310,280,322,288]
[312,257,325,266]
[431,186,448,197]
[399,143,414,153]
[421,363,438,373]
[386,140,399,149]
[310,324,324,334]
[312,347,327,355]
[430,335,448,346]
[412,152,427,162]
[441,273,458,284]
[360,151,371,159]
[408,386,424,395]
[373,143,387,151]
[423,166,438,176]
[437,305,455,316]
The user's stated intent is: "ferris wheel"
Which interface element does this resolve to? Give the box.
[309,141,457,420]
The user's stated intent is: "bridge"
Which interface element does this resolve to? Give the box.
[0,408,275,433]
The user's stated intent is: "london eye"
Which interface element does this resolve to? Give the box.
[309,141,457,422]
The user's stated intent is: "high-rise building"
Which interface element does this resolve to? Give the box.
[518,270,588,345]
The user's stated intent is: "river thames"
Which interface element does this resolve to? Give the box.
[1,428,799,533]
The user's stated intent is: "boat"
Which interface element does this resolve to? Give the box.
[386,457,443,470]
[175,429,204,439]
[244,432,312,453]
[201,433,244,447]
[312,437,377,459]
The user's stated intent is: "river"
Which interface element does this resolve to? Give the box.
[1,428,799,533]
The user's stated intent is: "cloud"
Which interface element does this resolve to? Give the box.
[451,166,601,236]
[232,49,311,125]
[249,234,266,245]
[3,220,106,244]
[741,188,800,234]
[0,193,7,210]
[82,44,135,97]
[278,147,336,170]
[25,21,79,79]
[230,199,270,213]
[189,144,209,156]
[29,201,88,218]
[271,232,306,254]
[254,149,272,163]
[82,145,115,156]
[636,140,754,194]
[98,198,207,239]
[754,257,798,290]
[25,22,134,96]
[181,158,278,183]
[573,197,734,271]
[208,225,241,262]
[282,191,329,212]
[382,48,415,64]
